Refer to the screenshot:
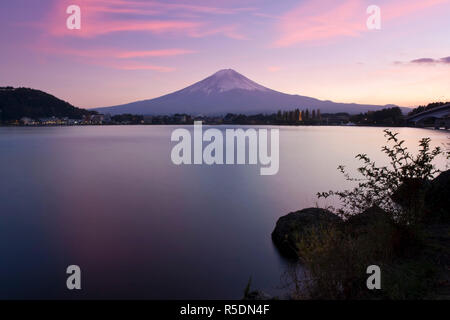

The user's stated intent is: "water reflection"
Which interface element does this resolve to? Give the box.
[0,126,448,299]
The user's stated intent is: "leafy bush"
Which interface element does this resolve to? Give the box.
[283,130,449,299]
[289,212,395,299]
[318,130,444,225]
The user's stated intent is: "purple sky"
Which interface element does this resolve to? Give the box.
[0,0,449,108]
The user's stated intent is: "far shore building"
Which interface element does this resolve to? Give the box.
[38,117,59,125]
[20,117,34,125]
[103,114,112,123]
[143,115,153,124]
[89,114,105,124]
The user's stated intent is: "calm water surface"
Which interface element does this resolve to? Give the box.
[0,125,448,299]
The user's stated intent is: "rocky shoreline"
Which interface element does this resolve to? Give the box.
[270,169,450,299]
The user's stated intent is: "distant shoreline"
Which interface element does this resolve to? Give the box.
[1,123,447,131]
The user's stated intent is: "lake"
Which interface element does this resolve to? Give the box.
[0,125,448,299]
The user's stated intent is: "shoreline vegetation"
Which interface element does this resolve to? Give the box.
[1,87,449,129]
[266,130,450,300]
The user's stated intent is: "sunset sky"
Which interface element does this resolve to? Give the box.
[0,0,449,108]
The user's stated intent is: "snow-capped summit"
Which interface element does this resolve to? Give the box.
[182,69,271,94]
[94,69,401,115]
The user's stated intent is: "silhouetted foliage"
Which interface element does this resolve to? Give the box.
[111,114,143,124]
[318,130,444,225]
[350,107,404,125]
[408,101,450,117]
[282,132,449,300]
[0,87,95,121]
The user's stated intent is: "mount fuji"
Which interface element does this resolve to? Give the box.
[93,69,402,115]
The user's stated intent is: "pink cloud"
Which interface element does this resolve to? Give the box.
[114,64,176,72]
[274,0,364,47]
[382,0,450,20]
[252,12,280,19]
[46,0,249,39]
[33,0,251,72]
[267,66,281,72]
[190,25,247,40]
[150,2,255,15]
[36,45,195,59]
[50,16,202,38]
[34,44,188,72]
[274,0,450,47]
[116,49,196,58]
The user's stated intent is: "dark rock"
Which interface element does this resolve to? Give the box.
[425,170,450,223]
[271,208,341,258]
[346,205,393,228]
[391,178,429,209]
[243,290,273,300]
[345,206,399,251]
